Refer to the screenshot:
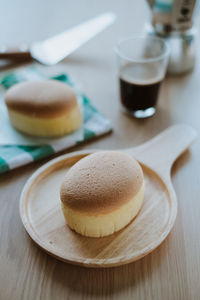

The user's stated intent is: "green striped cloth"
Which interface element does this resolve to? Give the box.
[0,68,112,174]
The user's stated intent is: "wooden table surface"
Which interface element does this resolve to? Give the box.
[0,0,200,299]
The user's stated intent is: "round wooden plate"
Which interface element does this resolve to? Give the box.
[19,125,197,267]
[19,152,173,268]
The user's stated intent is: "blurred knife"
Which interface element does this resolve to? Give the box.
[0,12,116,65]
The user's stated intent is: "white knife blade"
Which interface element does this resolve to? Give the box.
[30,12,116,65]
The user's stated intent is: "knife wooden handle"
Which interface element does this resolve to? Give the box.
[0,45,32,60]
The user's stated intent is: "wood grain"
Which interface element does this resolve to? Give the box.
[1,0,200,299]
[19,125,196,267]
[20,160,170,267]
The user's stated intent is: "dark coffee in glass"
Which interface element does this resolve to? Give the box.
[115,37,169,118]
[119,64,162,118]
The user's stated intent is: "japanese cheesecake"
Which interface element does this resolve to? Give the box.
[60,151,144,237]
[5,80,82,137]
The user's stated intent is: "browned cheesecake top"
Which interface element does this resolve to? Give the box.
[60,151,144,214]
[5,80,77,118]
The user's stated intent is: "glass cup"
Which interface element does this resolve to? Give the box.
[115,36,169,118]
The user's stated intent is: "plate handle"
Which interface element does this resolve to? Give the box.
[125,124,197,184]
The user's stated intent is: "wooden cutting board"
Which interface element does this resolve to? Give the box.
[19,124,197,268]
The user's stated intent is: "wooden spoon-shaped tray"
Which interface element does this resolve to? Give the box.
[20,125,197,267]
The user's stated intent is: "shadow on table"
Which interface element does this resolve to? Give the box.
[0,59,32,71]
[171,149,191,177]
[46,238,168,297]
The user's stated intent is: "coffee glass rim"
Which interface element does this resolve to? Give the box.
[114,35,170,64]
